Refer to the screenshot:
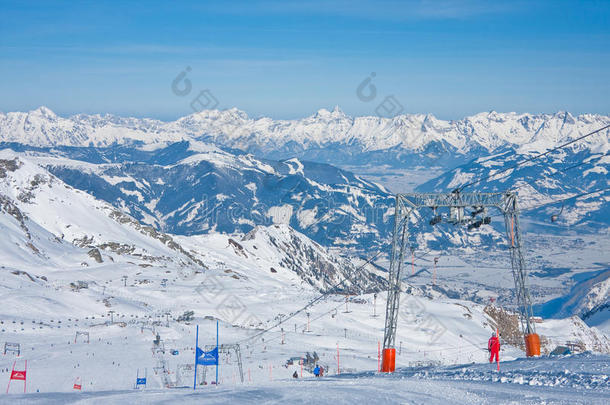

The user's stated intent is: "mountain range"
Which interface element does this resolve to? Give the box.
[0,150,383,296]
[1,107,608,169]
[0,106,608,332]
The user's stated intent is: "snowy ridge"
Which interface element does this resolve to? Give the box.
[1,107,608,165]
[1,141,607,329]
[0,149,383,294]
[417,149,610,231]
[3,143,393,248]
[0,151,205,272]
[241,224,385,293]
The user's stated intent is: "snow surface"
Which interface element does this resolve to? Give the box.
[4,355,609,404]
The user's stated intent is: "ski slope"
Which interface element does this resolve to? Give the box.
[5,354,609,404]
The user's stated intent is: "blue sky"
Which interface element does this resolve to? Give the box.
[1,0,609,120]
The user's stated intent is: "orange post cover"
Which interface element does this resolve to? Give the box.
[381,348,396,373]
[525,333,541,357]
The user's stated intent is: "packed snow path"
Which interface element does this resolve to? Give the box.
[7,354,609,404]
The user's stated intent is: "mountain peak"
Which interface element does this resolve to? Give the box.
[312,105,348,120]
[332,105,345,115]
[187,107,250,122]
[31,106,57,117]
[225,107,250,119]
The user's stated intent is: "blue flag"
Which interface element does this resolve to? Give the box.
[196,346,218,366]
[136,377,147,385]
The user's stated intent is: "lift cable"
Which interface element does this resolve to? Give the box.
[241,128,609,350]
[237,208,443,346]
[457,124,610,192]
[519,186,610,212]
[243,298,355,350]
[511,152,609,194]
[509,152,609,223]
[237,249,384,344]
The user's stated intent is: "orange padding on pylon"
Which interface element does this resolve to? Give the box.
[381,348,396,372]
[525,333,541,357]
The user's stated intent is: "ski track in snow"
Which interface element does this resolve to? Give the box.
[6,354,610,404]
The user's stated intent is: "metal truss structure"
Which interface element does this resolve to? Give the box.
[74,331,90,343]
[175,363,195,387]
[3,342,20,356]
[201,343,244,383]
[383,191,536,350]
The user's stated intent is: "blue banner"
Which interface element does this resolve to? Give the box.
[136,377,146,385]
[196,346,218,366]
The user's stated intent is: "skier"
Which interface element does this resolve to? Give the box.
[292,371,298,379]
[488,332,500,363]
[313,365,320,377]
[319,366,324,377]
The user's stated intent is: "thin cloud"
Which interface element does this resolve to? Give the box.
[196,0,522,21]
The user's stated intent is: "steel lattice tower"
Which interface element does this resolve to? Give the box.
[382,191,536,354]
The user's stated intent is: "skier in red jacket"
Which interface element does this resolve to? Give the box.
[488,332,500,363]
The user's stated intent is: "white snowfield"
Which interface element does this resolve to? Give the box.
[4,355,610,404]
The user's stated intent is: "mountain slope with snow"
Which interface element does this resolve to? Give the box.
[1,108,608,334]
[3,142,393,249]
[7,353,610,404]
[0,150,385,295]
[0,150,205,271]
[1,137,608,328]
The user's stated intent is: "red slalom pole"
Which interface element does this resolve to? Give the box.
[6,361,15,393]
[377,341,381,372]
[300,358,303,378]
[337,344,340,375]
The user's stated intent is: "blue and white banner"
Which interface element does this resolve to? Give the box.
[196,346,218,366]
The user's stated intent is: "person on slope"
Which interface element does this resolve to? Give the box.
[313,365,320,377]
[488,332,500,363]
[292,371,298,379]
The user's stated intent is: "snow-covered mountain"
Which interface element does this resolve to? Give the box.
[0,151,204,272]
[0,150,383,294]
[1,107,608,168]
[2,107,607,241]
[3,142,393,249]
